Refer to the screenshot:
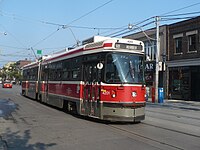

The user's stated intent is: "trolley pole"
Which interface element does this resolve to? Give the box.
[155,16,160,103]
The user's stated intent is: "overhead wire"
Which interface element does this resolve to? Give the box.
[104,16,155,37]
[65,0,114,26]
[160,11,200,17]
[0,24,34,63]
[30,0,114,49]
[0,24,26,48]
[160,16,199,22]
[159,11,200,22]
[0,54,34,57]
[31,28,61,48]
[0,9,124,32]
[106,2,200,38]
[0,60,16,62]
[160,2,200,16]
[0,0,115,52]
[111,20,155,37]
[0,44,26,49]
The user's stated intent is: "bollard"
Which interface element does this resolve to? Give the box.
[158,87,164,103]
[151,87,155,103]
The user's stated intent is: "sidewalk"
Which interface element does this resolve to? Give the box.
[146,98,200,111]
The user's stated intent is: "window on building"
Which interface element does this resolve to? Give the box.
[144,41,155,61]
[174,37,182,54]
[188,34,197,52]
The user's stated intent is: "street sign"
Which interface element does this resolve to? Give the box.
[37,50,42,55]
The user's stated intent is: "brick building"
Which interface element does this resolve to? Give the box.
[15,59,32,69]
[167,16,200,101]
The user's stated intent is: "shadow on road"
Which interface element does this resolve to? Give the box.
[2,128,57,150]
[0,99,18,119]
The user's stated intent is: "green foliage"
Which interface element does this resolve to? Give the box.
[0,62,22,82]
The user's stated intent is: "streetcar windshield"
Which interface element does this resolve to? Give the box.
[105,53,144,84]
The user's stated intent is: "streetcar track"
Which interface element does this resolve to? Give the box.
[146,109,200,128]
[141,122,200,138]
[107,124,184,150]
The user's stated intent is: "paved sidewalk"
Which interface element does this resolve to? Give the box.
[146,98,200,111]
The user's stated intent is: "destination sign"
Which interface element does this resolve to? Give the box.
[115,43,143,50]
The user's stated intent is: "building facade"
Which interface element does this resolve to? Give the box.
[15,60,32,69]
[167,17,200,101]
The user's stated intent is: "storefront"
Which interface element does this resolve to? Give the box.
[168,59,200,101]
[144,61,155,99]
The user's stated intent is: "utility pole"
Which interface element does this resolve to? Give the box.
[30,47,38,60]
[155,16,160,103]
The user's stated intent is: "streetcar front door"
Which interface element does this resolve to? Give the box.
[82,62,100,117]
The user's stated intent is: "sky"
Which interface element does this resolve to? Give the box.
[0,0,200,67]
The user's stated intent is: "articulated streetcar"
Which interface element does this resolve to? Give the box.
[22,36,146,122]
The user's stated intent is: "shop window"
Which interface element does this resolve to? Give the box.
[169,67,190,100]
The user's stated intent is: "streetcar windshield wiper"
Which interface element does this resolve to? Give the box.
[129,60,135,80]
[124,60,135,83]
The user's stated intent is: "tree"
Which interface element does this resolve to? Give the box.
[0,63,22,83]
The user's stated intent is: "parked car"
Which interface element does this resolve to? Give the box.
[2,81,12,88]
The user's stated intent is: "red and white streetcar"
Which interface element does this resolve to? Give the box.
[22,36,146,122]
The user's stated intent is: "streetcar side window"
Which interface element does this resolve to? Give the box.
[41,65,48,81]
[23,70,28,81]
[48,63,54,80]
[55,62,63,81]
[63,71,70,80]
[26,67,38,81]
[63,57,81,81]
[63,60,71,80]
[72,70,80,79]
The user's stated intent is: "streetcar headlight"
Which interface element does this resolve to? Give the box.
[132,91,137,97]
[111,90,116,98]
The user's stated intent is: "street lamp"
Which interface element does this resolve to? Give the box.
[0,32,7,36]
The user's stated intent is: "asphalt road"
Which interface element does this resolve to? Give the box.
[0,85,200,150]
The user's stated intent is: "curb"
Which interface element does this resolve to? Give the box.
[146,99,200,111]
